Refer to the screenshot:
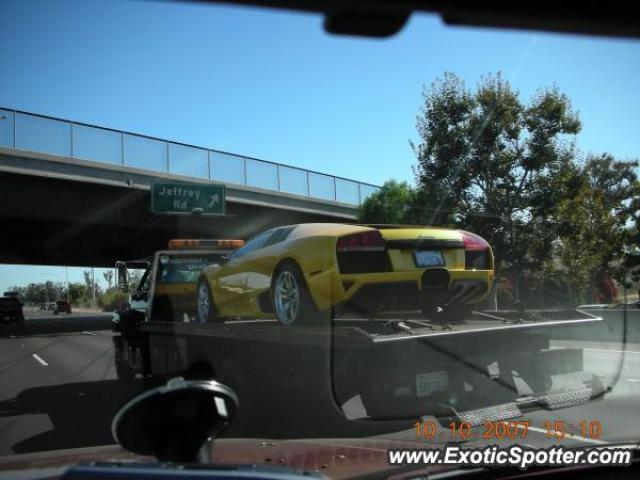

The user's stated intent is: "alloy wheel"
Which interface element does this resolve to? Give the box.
[197,283,210,323]
[274,270,300,325]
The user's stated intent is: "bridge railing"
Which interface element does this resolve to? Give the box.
[0,108,380,206]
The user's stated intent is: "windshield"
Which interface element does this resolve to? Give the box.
[156,254,224,284]
[0,0,639,477]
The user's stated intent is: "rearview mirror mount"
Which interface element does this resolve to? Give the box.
[112,377,238,463]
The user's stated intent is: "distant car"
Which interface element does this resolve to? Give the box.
[53,300,72,315]
[197,223,495,325]
[0,291,25,326]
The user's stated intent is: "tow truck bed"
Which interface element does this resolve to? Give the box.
[127,309,605,436]
[140,309,602,342]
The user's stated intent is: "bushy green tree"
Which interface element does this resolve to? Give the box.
[412,72,581,276]
[12,281,66,305]
[554,154,639,301]
[345,72,639,307]
[67,282,89,305]
[357,180,415,224]
[98,289,129,312]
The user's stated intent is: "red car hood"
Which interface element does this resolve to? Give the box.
[0,438,446,479]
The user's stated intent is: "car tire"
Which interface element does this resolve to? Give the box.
[271,262,322,326]
[196,278,216,323]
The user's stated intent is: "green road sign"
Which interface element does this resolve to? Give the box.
[151,181,225,215]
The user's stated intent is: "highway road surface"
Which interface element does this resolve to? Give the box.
[0,309,639,457]
[0,313,143,455]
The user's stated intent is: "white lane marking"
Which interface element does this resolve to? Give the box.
[583,348,640,354]
[82,331,97,336]
[32,353,48,366]
[512,423,607,445]
[627,379,640,383]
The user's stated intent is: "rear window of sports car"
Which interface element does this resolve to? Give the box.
[266,226,297,246]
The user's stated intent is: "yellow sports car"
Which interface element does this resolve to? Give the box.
[196,223,494,325]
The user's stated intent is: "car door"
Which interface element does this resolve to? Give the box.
[212,230,275,316]
[238,227,297,314]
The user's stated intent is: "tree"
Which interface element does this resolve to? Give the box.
[555,186,607,304]
[9,281,65,305]
[363,71,638,307]
[411,72,584,302]
[554,154,640,302]
[582,154,640,280]
[410,72,475,227]
[357,180,415,224]
[67,282,89,305]
[103,270,114,290]
[83,270,102,303]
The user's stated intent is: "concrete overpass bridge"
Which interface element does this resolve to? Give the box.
[0,108,379,267]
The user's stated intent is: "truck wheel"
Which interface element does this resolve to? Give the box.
[116,358,136,383]
[196,279,216,323]
[272,262,321,326]
[114,338,136,383]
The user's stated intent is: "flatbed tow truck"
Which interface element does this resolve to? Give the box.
[113,241,606,437]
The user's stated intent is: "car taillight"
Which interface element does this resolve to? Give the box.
[459,230,492,270]
[336,230,390,274]
[459,230,489,251]
[336,230,386,252]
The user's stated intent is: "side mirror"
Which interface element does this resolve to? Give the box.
[115,261,129,292]
[112,377,238,463]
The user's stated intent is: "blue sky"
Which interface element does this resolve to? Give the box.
[0,0,639,291]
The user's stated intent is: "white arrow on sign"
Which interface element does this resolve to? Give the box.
[208,194,219,207]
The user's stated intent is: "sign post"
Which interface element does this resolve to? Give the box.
[151,181,225,216]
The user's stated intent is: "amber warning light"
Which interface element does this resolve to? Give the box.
[168,239,245,250]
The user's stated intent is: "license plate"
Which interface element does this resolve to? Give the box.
[416,371,449,397]
[414,250,444,267]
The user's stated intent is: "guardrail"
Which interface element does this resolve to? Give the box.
[0,107,380,206]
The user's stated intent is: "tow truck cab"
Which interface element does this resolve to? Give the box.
[111,239,243,381]
[114,240,242,323]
